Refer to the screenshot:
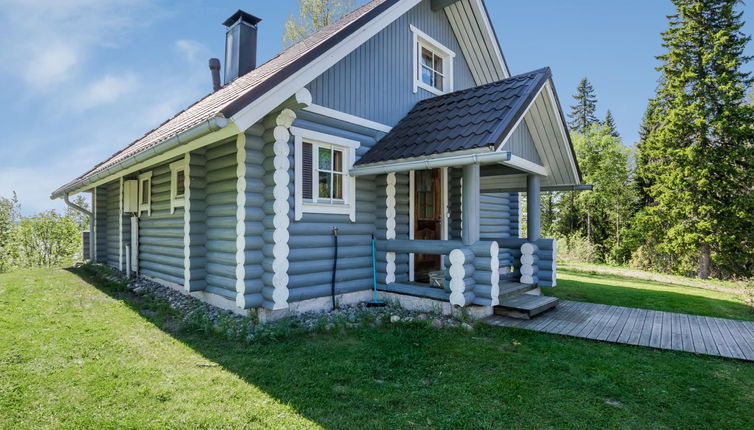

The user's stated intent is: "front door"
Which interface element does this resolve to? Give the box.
[413,169,443,283]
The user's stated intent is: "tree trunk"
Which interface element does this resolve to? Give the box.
[587,211,591,241]
[698,243,711,280]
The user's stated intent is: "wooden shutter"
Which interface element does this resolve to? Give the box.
[302,142,312,200]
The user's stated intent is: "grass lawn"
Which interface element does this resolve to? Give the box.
[2,268,754,429]
[547,263,754,322]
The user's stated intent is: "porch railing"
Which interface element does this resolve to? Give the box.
[495,238,557,288]
[374,239,501,307]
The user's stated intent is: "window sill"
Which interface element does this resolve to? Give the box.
[416,81,448,96]
[299,202,355,221]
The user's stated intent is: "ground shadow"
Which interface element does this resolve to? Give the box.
[65,266,754,429]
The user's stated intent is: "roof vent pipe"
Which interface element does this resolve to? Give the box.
[208,58,222,92]
[222,10,262,84]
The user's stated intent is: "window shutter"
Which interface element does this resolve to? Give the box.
[302,142,312,200]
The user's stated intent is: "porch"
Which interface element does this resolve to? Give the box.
[370,164,557,311]
[348,68,584,313]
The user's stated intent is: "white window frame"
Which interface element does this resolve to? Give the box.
[291,127,360,222]
[138,171,152,216]
[169,158,188,214]
[411,24,455,96]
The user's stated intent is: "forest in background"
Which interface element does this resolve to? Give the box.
[1,0,752,282]
[547,0,753,280]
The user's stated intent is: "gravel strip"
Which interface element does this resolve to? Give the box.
[98,265,471,343]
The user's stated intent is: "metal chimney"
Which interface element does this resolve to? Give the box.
[222,10,262,84]
[208,58,222,92]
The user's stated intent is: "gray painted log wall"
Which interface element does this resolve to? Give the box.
[203,141,239,299]
[185,150,208,292]
[240,131,265,308]
[284,112,397,304]
[138,162,185,286]
[93,186,109,264]
[105,180,120,269]
[480,192,519,240]
[306,0,476,126]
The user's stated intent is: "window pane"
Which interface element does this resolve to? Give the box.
[141,180,149,205]
[318,147,331,170]
[434,72,444,91]
[421,66,433,86]
[421,47,433,68]
[434,54,443,73]
[318,171,331,199]
[333,173,343,200]
[176,170,185,196]
[333,150,343,172]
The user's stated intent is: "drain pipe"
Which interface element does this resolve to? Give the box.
[64,192,94,262]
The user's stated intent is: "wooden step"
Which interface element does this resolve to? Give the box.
[498,282,537,300]
[494,294,558,319]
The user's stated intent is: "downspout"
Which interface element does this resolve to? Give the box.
[64,192,94,262]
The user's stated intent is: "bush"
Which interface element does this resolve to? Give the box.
[10,211,81,268]
[556,233,598,263]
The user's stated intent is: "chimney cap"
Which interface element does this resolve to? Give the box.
[223,10,262,27]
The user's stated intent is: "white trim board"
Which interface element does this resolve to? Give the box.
[502,155,547,177]
[303,104,393,133]
[410,24,456,95]
[291,126,360,222]
[443,0,508,85]
[169,157,188,214]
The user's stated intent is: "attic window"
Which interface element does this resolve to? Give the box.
[292,127,360,222]
[411,25,455,95]
[170,158,188,214]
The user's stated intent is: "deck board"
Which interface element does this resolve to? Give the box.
[486,300,754,362]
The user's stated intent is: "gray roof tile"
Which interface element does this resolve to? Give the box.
[355,67,551,165]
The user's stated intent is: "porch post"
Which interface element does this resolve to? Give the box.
[462,164,480,245]
[527,174,541,241]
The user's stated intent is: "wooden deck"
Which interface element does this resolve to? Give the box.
[486,300,754,361]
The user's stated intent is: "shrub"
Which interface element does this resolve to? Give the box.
[556,233,598,263]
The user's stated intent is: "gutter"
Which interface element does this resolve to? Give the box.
[51,116,230,199]
[350,150,512,177]
[64,192,94,262]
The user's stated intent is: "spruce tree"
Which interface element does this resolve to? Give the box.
[603,110,619,137]
[638,0,754,279]
[568,78,599,132]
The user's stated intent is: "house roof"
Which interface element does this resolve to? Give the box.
[52,0,398,197]
[355,67,552,165]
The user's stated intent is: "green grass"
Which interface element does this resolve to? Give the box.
[2,268,754,429]
[546,263,754,322]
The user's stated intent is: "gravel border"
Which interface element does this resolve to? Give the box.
[98,265,472,343]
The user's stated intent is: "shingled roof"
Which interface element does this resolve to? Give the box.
[355,67,552,165]
[53,0,397,197]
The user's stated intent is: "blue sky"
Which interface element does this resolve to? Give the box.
[0,0,752,214]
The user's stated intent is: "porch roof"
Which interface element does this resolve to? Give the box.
[355,67,554,166]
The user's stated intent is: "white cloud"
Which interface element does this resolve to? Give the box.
[0,0,218,214]
[23,42,79,86]
[175,40,207,64]
[0,0,158,90]
[73,73,139,111]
